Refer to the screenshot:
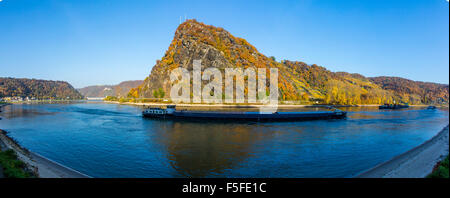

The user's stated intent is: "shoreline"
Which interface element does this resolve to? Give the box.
[4,100,440,108]
[357,125,449,178]
[0,129,90,178]
[103,101,433,108]
[4,100,83,104]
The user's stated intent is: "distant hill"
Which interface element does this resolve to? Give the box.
[369,77,449,104]
[78,80,143,98]
[0,77,83,100]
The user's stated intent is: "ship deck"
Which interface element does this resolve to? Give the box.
[143,110,346,121]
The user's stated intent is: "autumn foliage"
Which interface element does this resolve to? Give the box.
[0,77,83,100]
[128,19,449,105]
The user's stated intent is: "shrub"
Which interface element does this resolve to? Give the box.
[153,88,166,98]
[427,155,449,178]
[118,98,128,103]
[0,149,32,178]
[104,96,118,101]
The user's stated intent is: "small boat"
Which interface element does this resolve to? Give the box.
[427,106,437,110]
[142,105,347,121]
[379,103,409,110]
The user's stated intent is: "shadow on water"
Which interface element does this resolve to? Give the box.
[69,107,131,116]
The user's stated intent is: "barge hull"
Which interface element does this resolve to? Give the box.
[143,111,347,121]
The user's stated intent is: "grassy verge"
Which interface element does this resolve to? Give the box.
[0,149,34,178]
[427,155,449,178]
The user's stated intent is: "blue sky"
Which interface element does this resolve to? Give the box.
[0,0,448,88]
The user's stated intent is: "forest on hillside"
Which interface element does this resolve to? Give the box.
[370,77,449,104]
[124,20,448,105]
[0,77,83,100]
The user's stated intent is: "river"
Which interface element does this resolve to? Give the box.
[0,102,448,178]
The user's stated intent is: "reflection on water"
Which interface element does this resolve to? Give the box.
[1,105,58,118]
[146,121,275,177]
[0,103,448,178]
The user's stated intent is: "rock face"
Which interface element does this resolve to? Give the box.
[136,20,282,99]
[132,19,448,105]
[78,80,144,98]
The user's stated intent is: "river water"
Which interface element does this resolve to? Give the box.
[0,102,448,178]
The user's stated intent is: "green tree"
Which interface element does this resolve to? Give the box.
[153,88,165,98]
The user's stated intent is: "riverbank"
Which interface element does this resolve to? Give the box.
[6,100,83,104]
[0,129,90,178]
[105,100,312,108]
[357,125,449,178]
[104,100,433,108]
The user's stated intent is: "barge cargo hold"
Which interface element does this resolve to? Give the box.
[142,105,347,121]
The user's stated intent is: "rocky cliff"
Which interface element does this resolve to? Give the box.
[130,19,448,105]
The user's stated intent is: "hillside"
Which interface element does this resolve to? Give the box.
[129,19,448,105]
[0,77,83,100]
[78,80,143,98]
[369,77,449,104]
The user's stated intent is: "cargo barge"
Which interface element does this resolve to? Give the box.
[378,104,409,110]
[142,105,347,121]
